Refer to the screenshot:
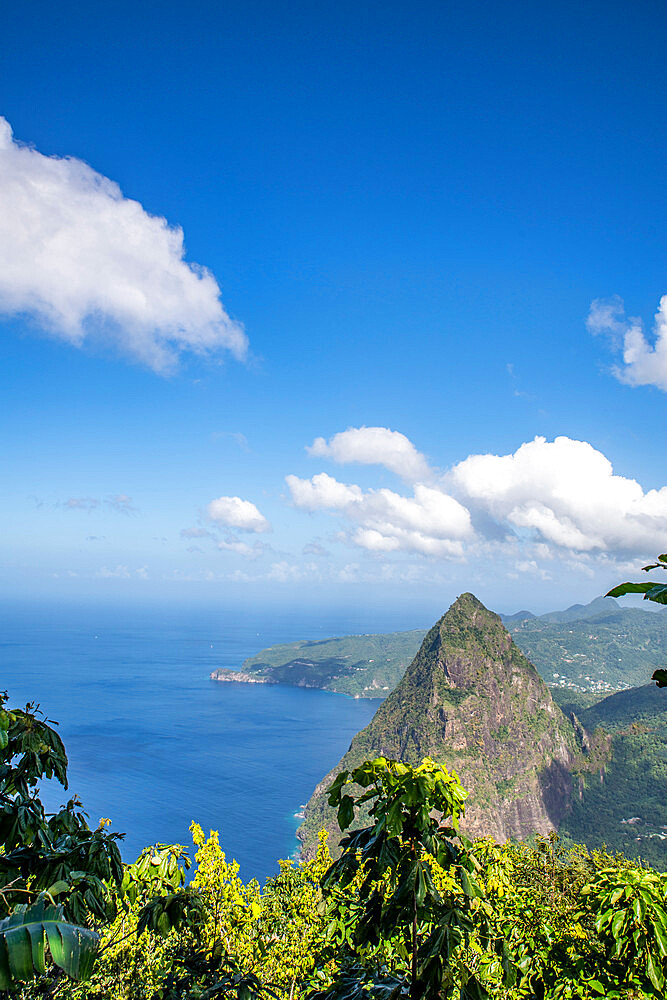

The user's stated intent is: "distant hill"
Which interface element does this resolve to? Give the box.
[500,610,536,623]
[299,594,585,858]
[508,601,666,693]
[211,595,666,697]
[560,684,667,869]
[211,629,425,698]
[533,595,619,624]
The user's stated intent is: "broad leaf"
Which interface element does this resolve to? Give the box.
[0,898,99,988]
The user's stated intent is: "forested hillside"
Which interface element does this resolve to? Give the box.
[561,684,667,868]
[212,597,667,697]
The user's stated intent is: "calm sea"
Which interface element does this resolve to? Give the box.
[0,601,421,882]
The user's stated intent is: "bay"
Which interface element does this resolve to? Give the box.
[0,600,418,882]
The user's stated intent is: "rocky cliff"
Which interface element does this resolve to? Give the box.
[299,593,583,856]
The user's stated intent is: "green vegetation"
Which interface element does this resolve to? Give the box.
[560,685,667,869]
[213,596,666,698]
[2,687,667,999]
[510,603,667,693]
[213,630,426,698]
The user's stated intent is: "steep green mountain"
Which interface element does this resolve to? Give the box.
[560,684,667,869]
[299,594,587,857]
[211,597,666,697]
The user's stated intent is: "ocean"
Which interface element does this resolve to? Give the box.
[0,600,420,882]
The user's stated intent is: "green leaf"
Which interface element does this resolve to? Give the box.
[337,795,355,831]
[459,867,483,899]
[653,918,667,957]
[646,949,664,991]
[46,880,71,897]
[605,582,657,597]
[461,973,491,1000]
[645,583,667,604]
[0,899,99,986]
[653,669,667,689]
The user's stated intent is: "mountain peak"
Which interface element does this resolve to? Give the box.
[300,595,580,856]
[448,592,500,619]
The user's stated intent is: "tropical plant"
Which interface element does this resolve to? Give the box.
[0,692,123,991]
[579,864,667,996]
[606,552,667,686]
[311,757,491,1000]
[0,896,99,992]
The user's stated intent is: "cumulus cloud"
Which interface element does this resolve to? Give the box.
[290,428,667,566]
[286,473,363,511]
[587,294,667,391]
[286,473,473,557]
[0,117,247,373]
[307,426,432,482]
[451,435,667,553]
[207,495,270,533]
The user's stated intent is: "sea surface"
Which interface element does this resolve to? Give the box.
[0,601,422,882]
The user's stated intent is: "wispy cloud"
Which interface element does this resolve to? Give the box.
[0,117,247,373]
[61,494,136,513]
[105,494,136,515]
[64,496,99,510]
[210,431,249,451]
[95,565,148,579]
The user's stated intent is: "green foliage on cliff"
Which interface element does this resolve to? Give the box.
[560,685,667,869]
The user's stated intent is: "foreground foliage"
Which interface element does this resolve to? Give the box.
[1,693,666,999]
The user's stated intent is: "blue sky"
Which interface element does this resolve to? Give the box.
[1,0,666,617]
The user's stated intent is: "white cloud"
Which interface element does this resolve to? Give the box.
[285,472,363,511]
[217,539,270,560]
[207,495,270,533]
[95,565,148,579]
[286,473,473,557]
[0,117,247,373]
[307,426,431,482]
[290,430,667,570]
[266,561,312,582]
[587,294,667,391]
[451,435,667,553]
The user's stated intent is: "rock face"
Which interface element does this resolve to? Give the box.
[299,593,581,856]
